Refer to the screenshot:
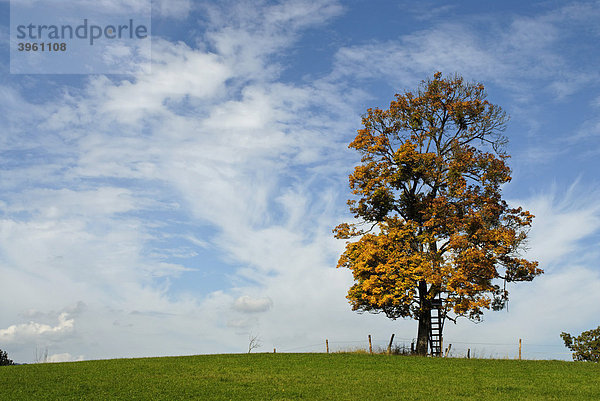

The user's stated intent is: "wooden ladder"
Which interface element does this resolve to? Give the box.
[429,296,444,357]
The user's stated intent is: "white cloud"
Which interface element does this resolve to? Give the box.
[203,0,343,79]
[233,296,273,313]
[96,40,233,125]
[46,353,85,363]
[153,0,192,18]
[0,313,74,343]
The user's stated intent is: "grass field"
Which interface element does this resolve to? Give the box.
[1,353,599,400]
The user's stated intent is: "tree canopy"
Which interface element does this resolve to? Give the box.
[0,349,14,366]
[561,326,600,362]
[334,73,542,355]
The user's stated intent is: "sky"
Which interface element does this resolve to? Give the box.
[0,0,599,363]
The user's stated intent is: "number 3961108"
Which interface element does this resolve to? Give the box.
[18,42,67,51]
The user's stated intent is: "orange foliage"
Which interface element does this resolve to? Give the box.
[334,73,542,322]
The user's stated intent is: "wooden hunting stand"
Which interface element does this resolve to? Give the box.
[429,295,445,356]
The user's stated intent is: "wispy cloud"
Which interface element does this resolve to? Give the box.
[522,183,600,269]
[330,2,600,100]
[1,0,357,361]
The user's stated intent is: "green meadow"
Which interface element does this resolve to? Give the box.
[1,353,598,400]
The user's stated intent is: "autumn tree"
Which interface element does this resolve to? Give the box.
[334,73,542,356]
[561,326,600,362]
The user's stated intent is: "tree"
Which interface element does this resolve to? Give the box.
[561,326,600,362]
[247,332,262,353]
[0,349,14,366]
[334,73,542,355]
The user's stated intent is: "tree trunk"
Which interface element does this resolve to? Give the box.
[416,280,430,355]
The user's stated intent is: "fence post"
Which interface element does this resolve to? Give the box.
[467,348,470,359]
[387,334,395,355]
[326,339,329,354]
[444,344,452,357]
[368,335,373,354]
[273,348,276,353]
[519,338,522,360]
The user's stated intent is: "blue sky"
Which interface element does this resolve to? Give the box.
[1,0,599,363]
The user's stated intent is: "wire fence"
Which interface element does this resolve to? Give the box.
[276,335,573,360]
